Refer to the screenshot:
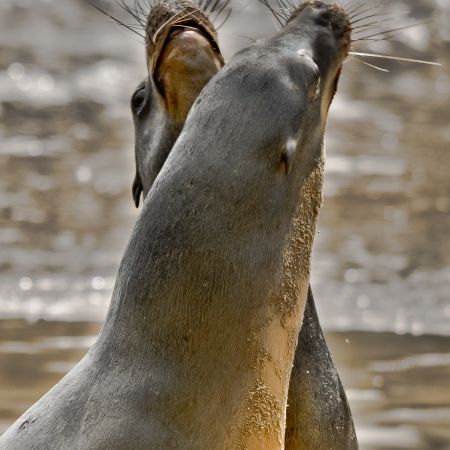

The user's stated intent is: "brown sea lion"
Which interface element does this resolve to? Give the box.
[130,1,357,448]
[1,1,353,448]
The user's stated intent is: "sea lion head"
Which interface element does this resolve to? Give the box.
[206,0,350,183]
[131,0,225,206]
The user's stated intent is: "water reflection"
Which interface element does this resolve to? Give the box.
[0,320,99,432]
[0,0,449,448]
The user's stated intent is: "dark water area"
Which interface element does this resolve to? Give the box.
[0,0,449,448]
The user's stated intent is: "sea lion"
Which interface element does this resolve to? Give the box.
[1,1,351,449]
[130,1,357,449]
[132,0,225,204]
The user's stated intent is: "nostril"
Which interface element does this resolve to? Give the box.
[316,11,331,28]
[317,17,329,28]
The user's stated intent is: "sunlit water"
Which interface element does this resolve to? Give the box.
[0,0,449,448]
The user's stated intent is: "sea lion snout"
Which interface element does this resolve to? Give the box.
[273,1,351,118]
[285,1,351,64]
[289,1,352,38]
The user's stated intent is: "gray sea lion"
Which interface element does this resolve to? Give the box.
[132,0,225,204]
[130,1,357,449]
[1,1,352,448]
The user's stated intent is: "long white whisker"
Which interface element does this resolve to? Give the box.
[350,56,390,72]
[349,51,442,66]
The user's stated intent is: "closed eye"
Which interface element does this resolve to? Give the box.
[131,82,147,114]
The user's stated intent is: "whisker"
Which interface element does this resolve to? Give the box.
[136,0,148,20]
[347,5,377,19]
[213,0,232,25]
[350,56,390,72]
[215,7,233,30]
[349,5,383,20]
[351,19,396,31]
[346,0,366,9]
[257,0,438,73]
[234,33,257,43]
[209,0,222,13]
[202,0,214,10]
[350,13,396,26]
[354,20,432,40]
[349,51,442,66]
[275,0,294,11]
[88,1,145,38]
[352,37,395,42]
[345,1,372,14]
[152,8,194,44]
[119,1,146,28]
[341,0,366,11]
[258,0,286,26]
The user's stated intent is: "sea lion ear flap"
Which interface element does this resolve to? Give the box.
[280,138,297,175]
[132,173,143,208]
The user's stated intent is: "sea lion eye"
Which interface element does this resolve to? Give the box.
[131,83,147,114]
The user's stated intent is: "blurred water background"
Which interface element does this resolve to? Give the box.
[0,0,449,448]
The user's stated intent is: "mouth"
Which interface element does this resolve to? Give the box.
[146,3,223,76]
[146,12,224,125]
[152,22,222,75]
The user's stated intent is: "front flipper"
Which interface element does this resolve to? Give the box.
[285,286,358,450]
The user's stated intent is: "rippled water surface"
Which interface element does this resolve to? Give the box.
[0,0,449,448]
